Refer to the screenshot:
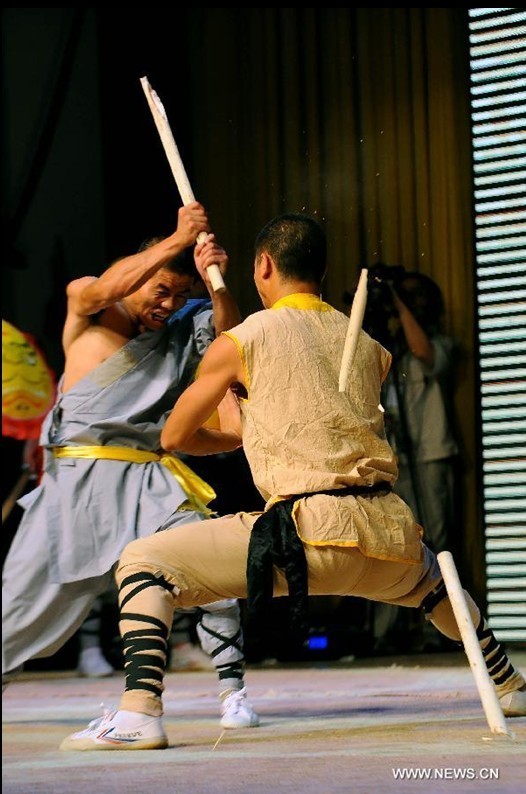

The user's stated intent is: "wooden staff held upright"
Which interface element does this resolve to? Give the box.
[140,76,226,293]
[338,268,368,392]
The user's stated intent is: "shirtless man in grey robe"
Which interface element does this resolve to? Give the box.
[2,201,259,729]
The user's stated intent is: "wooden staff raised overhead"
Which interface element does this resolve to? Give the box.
[140,76,225,293]
[338,268,368,392]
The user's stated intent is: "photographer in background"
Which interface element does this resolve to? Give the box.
[346,265,460,653]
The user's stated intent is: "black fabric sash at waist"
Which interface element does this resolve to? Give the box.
[246,482,392,642]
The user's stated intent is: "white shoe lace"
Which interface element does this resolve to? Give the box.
[223,688,247,714]
[86,703,117,731]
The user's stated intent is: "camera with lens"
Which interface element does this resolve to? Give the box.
[365,263,406,346]
[366,262,406,311]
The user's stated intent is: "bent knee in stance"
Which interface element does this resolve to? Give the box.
[115,538,169,593]
[117,532,180,580]
[115,532,213,609]
[116,515,254,604]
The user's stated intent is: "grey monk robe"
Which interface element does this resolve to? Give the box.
[2,313,214,676]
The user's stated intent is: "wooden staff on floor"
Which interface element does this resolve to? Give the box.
[438,551,514,739]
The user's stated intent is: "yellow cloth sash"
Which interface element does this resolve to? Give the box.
[53,445,216,516]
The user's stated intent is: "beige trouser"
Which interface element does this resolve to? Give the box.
[115,510,463,715]
[117,511,444,607]
[116,510,525,716]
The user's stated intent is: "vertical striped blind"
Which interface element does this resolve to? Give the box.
[468,8,526,642]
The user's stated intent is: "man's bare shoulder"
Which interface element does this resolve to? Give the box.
[62,319,135,391]
[61,287,138,389]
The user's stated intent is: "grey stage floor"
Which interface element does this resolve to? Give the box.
[2,652,525,794]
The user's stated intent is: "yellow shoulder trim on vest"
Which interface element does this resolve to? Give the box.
[271,293,334,311]
[222,330,251,391]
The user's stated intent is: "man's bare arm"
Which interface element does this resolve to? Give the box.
[68,203,209,319]
[161,334,244,455]
[392,290,435,367]
[194,235,241,335]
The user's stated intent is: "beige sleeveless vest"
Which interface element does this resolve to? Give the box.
[224,294,423,563]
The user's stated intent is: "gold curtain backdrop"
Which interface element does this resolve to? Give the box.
[183,8,482,597]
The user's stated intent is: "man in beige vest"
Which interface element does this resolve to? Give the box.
[61,213,525,750]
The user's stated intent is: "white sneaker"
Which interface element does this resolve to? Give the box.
[77,647,115,678]
[220,687,260,729]
[60,707,168,751]
[169,642,215,672]
[499,688,526,718]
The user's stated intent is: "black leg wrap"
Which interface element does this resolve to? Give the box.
[216,661,244,684]
[421,579,448,619]
[197,619,244,661]
[121,616,168,697]
[119,571,174,609]
[118,570,174,699]
[476,615,516,687]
